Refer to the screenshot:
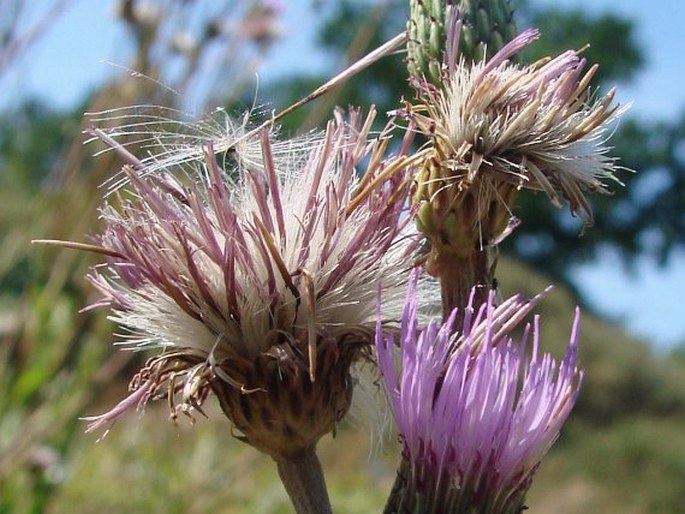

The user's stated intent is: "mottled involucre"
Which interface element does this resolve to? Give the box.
[375,275,583,513]
[84,107,418,459]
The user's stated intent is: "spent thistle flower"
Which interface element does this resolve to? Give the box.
[375,274,583,513]
[81,107,419,465]
[410,26,627,259]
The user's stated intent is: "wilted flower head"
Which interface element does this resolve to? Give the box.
[83,107,418,459]
[410,21,627,258]
[375,275,583,513]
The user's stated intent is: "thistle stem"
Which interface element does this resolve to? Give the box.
[383,458,412,514]
[383,457,456,514]
[428,246,498,327]
[276,446,332,514]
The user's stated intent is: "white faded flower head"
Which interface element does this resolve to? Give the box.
[83,106,419,458]
[409,24,629,256]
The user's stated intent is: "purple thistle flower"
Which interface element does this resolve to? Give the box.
[83,106,419,459]
[375,274,583,513]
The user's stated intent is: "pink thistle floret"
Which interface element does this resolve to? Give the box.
[84,107,418,454]
[375,274,583,511]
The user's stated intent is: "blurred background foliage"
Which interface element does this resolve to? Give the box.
[0,0,684,513]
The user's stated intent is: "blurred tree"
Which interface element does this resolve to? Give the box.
[262,0,411,131]
[0,99,82,193]
[264,0,685,289]
[508,2,677,280]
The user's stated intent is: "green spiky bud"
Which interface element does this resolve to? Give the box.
[460,0,518,61]
[407,0,454,84]
[407,0,518,84]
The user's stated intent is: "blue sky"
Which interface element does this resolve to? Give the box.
[3,0,685,350]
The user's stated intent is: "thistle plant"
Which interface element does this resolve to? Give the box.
[34,1,631,512]
[369,2,624,511]
[407,5,626,319]
[65,107,421,513]
[376,274,583,513]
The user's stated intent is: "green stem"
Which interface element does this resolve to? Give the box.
[382,457,458,514]
[383,458,412,514]
[429,245,498,327]
[276,446,332,514]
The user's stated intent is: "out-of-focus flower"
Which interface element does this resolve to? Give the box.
[409,22,628,262]
[82,107,419,460]
[375,274,583,513]
[239,0,283,47]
